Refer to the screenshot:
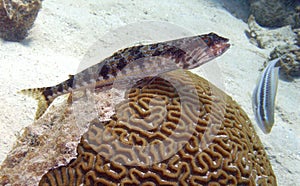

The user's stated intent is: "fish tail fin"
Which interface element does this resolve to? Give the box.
[18,88,52,120]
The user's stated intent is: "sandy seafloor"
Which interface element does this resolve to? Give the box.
[0,0,299,185]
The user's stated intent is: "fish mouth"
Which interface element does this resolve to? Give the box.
[211,33,230,56]
[201,32,230,57]
[213,42,230,56]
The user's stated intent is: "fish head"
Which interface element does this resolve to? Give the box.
[200,32,230,57]
[179,32,230,69]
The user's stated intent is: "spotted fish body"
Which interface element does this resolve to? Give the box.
[20,33,230,119]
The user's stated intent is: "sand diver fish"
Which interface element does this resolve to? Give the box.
[252,57,282,134]
[20,33,230,120]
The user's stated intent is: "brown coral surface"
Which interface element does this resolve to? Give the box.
[39,70,277,186]
[0,0,41,41]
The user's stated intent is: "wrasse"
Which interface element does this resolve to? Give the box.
[20,33,230,120]
[252,57,281,134]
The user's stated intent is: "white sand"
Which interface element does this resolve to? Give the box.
[0,0,299,185]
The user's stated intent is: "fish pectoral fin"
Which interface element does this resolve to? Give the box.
[18,88,52,120]
[67,92,73,104]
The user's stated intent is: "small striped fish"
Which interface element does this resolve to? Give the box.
[252,57,281,134]
[20,33,230,120]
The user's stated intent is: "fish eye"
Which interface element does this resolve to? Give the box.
[202,38,212,45]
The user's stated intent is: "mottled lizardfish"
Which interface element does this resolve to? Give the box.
[20,33,230,120]
[253,57,281,134]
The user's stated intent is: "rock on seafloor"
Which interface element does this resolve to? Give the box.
[0,70,277,185]
[249,0,300,28]
[0,90,116,185]
[247,14,300,80]
[0,0,42,41]
[269,45,300,80]
[247,15,297,49]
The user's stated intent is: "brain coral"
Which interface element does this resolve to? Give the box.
[0,0,41,41]
[39,70,277,186]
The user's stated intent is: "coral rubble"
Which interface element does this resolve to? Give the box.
[0,0,41,41]
[249,0,300,28]
[247,14,300,80]
[0,90,115,185]
[247,15,297,49]
[270,45,300,79]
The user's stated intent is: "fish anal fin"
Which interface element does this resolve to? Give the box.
[35,97,50,120]
[67,92,73,104]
